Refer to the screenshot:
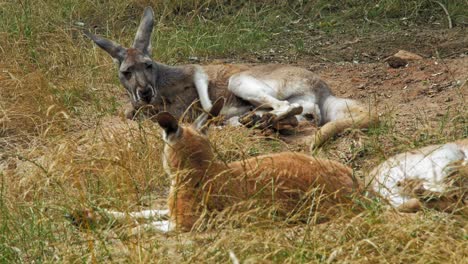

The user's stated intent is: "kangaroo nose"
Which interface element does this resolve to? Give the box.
[137,87,153,103]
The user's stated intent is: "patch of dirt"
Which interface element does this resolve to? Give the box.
[319,58,464,170]
[310,57,467,126]
[272,56,465,135]
[239,27,468,64]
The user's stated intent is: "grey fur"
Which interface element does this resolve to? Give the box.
[133,7,154,55]
[85,6,378,149]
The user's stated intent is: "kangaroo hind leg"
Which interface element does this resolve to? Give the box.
[228,74,303,121]
[288,95,321,124]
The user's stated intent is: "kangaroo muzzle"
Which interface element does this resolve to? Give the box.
[137,86,153,103]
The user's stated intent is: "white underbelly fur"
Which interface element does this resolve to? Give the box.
[229,75,311,100]
[370,142,467,207]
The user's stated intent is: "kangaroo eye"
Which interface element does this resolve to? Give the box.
[122,71,132,80]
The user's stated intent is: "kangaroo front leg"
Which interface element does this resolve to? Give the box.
[228,74,303,121]
[193,66,212,111]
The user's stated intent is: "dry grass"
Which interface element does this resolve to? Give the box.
[0,0,467,263]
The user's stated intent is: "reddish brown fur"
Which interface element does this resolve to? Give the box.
[203,64,252,108]
[124,48,139,64]
[164,126,361,231]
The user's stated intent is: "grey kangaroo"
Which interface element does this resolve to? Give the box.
[85,7,377,148]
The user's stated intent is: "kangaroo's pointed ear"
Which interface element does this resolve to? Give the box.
[155,112,180,140]
[194,97,225,133]
[85,31,126,63]
[133,7,154,55]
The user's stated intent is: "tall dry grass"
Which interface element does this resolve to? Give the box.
[0,0,466,263]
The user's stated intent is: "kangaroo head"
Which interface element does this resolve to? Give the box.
[85,7,156,107]
[155,98,225,171]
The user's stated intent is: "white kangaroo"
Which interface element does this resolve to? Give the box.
[70,98,362,233]
[370,139,467,213]
[85,6,377,148]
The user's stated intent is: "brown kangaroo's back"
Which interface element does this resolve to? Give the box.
[158,98,362,231]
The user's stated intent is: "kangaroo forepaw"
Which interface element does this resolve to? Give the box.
[239,111,262,128]
[257,112,276,129]
[238,111,277,130]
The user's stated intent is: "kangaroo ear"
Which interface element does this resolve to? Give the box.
[133,7,154,55]
[155,112,180,138]
[85,31,126,63]
[194,97,225,133]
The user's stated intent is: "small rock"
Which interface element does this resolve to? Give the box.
[394,50,423,60]
[387,56,408,68]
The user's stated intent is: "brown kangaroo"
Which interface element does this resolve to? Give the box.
[72,98,362,233]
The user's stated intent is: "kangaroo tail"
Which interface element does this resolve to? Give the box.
[311,104,378,150]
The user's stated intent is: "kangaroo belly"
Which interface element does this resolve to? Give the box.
[370,142,467,207]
